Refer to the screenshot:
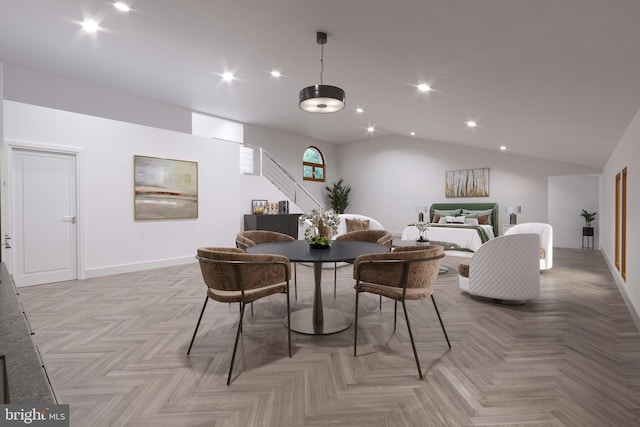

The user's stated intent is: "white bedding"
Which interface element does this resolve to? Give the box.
[401,224,494,252]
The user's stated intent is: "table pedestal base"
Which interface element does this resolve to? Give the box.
[288,308,351,335]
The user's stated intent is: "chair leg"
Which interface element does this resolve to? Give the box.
[380,295,382,311]
[187,297,209,355]
[334,262,337,299]
[294,263,298,301]
[431,295,451,348]
[354,289,360,357]
[227,301,247,386]
[394,300,398,331]
[402,300,423,380]
[286,285,292,357]
[251,301,254,317]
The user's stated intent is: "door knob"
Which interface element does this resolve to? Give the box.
[62,216,77,224]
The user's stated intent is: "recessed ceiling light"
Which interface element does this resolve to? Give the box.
[270,70,281,78]
[367,126,375,133]
[499,145,507,151]
[114,2,130,12]
[417,84,432,92]
[410,131,416,136]
[356,108,364,114]
[466,121,477,128]
[81,19,99,33]
[222,72,234,82]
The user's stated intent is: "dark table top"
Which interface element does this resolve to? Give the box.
[246,240,389,263]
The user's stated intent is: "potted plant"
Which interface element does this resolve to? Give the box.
[415,221,430,243]
[298,209,341,248]
[580,209,596,227]
[580,209,596,238]
[325,178,350,214]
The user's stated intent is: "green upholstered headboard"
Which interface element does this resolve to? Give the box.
[429,202,499,237]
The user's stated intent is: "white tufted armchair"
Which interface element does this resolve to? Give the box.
[504,222,553,270]
[457,234,540,302]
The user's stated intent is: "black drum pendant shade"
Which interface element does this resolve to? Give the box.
[299,84,346,113]
[299,32,345,113]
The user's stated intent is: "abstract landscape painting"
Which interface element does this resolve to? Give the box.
[445,168,490,198]
[134,155,198,220]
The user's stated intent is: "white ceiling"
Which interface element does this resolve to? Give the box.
[2,0,640,169]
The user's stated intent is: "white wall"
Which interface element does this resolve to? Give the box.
[336,135,599,236]
[548,174,600,248]
[4,101,242,278]
[601,106,640,321]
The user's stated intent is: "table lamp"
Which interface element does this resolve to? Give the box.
[506,206,521,224]
[415,206,428,222]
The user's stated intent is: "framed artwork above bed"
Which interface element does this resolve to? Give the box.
[445,168,490,198]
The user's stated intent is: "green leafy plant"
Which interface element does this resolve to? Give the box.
[298,209,341,247]
[325,178,351,214]
[580,209,597,227]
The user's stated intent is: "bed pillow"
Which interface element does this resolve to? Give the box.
[345,218,370,232]
[432,209,461,223]
[462,209,493,225]
[445,215,465,224]
[464,218,479,225]
[477,214,490,225]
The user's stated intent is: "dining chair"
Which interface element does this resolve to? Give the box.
[236,230,299,300]
[353,245,450,379]
[187,247,292,385]
[334,229,393,299]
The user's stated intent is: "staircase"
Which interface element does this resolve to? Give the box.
[240,145,324,213]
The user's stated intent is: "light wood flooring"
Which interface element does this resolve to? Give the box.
[18,248,640,426]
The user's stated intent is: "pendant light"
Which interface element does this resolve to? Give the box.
[299,32,346,113]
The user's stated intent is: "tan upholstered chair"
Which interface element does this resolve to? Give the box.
[236,230,299,299]
[335,229,393,248]
[333,229,393,298]
[353,245,450,379]
[235,230,295,250]
[187,247,292,385]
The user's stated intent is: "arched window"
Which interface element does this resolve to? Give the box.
[302,146,325,182]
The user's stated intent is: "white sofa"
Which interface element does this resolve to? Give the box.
[298,213,384,240]
[504,222,553,270]
[458,234,540,302]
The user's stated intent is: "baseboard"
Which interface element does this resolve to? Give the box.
[84,256,196,279]
[601,250,640,333]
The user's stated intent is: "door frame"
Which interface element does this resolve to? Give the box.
[3,139,85,282]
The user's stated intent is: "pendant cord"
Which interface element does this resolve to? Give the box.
[320,43,324,85]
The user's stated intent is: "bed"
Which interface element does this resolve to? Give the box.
[403,203,499,252]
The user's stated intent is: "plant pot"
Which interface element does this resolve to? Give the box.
[582,227,594,237]
[310,243,331,249]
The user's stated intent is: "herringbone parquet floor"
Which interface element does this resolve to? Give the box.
[18,248,640,426]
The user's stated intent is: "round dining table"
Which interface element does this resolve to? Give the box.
[246,240,389,335]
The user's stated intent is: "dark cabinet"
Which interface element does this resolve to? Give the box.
[243,214,302,238]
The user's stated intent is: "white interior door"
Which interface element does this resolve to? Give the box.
[11,148,78,286]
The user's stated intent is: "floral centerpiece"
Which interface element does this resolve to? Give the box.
[415,221,429,243]
[298,209,341,248]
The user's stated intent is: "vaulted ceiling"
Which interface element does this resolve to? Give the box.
[2,0,640,168]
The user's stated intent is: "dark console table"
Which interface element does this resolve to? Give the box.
[0,263,55,403]
[243,214,302,238]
